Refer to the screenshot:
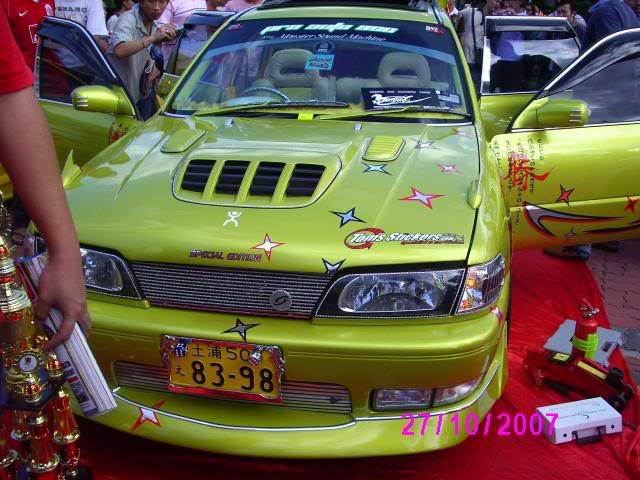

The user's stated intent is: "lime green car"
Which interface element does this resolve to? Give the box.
[26,0,640,458]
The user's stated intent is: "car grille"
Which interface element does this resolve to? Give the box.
[177,159,328,206]
[130,262,333,319]
[113,362,352,414]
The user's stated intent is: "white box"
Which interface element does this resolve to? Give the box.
[536,397,622,444]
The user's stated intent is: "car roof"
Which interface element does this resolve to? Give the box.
[240,0,442,23]
[184,10,236,27]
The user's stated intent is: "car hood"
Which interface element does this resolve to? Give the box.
[67,115,480,272]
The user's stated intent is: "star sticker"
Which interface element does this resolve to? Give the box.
[132,400,165,431]
[437,164,461,174]
[251,233,285,261]
[416,140,439,150]
[453,128,469,137]
[331,207,365,228]
[362,162,391,175]
[322,258,345,274]
[222,318,260,343]
[556,185,575,205]
[563,227,578,241]
[624,196,639,213]
[399,187,444,209]
[490,307,503,321]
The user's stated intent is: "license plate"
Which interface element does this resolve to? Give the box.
[160,336,284,403]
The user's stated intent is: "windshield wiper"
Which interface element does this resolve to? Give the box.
[192,100,349,117]
[316,105,472,121]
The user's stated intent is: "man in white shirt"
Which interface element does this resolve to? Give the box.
[55,0,109,50]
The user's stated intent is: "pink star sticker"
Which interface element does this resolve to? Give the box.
[624,196,639,213]
[251,233,285,261]
[556,185,574,205]
[437,164,460,174]
[399,187,444,209]
[132,400,165,431]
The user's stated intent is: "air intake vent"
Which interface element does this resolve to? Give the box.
[216,161,250,195]
[181,160,215,193]
[250,162,285,196]
[286,164,325,197]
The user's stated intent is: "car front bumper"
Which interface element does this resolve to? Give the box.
[82,281,509,458]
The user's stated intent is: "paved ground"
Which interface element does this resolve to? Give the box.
[588,239,640,386]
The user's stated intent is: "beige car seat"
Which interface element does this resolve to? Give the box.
[253,49,329,101]
[377,52,450,91]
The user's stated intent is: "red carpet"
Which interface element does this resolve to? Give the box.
[76,250,640,480]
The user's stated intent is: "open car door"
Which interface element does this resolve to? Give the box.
[492,28,640,250]
[479,16,580,139]
[35,17,141,166]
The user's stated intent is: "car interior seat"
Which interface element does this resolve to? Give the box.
[377,52,450,91]
[252,49,329,101]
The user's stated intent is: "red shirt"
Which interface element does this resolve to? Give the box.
[0,2,34,93]
[2,0,54,71]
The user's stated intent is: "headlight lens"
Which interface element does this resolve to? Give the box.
[456,255,505,314]
[432,376,482,407]
[317,268,464,318]
[23,232,141,299]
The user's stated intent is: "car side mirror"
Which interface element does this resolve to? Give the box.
[71,85,135,117]
[157,73,179,99]
[512,98,590,130]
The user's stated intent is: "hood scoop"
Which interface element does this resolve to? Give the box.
[362,136,406,162]
[175,158,332,207]
[161,129,206,153]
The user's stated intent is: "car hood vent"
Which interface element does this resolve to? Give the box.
[176,158,334,207]
[363,136,405,162]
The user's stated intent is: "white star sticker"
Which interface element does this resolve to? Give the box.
[251,233,285,261]
[131,401,165,430]
[322,258,345,274]
[331,207,365,228]
[399,187,444,209]
[437,164,461,174]
[362,163,391,175]
[416,140,439,150]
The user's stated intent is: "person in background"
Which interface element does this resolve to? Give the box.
[582,0,639,50]
[108,0,175,115]
[0,3,90,350]
[157,0,206,67]
[552,0,586,38]
[107,0,134,34]
[457,0,501,91]
[219,0,262,12]
[55,0,109,50]
[1,0,55,71]
[206,0,226,9]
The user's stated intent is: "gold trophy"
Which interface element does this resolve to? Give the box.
[0,234,90,480]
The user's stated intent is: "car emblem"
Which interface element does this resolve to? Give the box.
[270,290,292,311]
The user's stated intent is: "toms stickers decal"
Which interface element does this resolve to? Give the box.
[344,227,464,250]
[332,207,366,228]
[399,187,444,209]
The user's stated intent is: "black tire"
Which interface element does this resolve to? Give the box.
[608,394,627,412]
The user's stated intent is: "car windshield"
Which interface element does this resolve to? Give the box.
[169,17,471,118]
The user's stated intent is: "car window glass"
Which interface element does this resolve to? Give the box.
[169,18,470,116]
[547,54,640,125]
[483,29,579,94]
[175,25,217,76]
[37,37,113,104]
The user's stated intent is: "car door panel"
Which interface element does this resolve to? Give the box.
[36,17,139,166]
[494,28,640,250]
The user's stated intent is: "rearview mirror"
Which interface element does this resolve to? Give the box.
[72,85,136,117]
[512,98,589,130]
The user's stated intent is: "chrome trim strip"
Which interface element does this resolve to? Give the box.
[511,119,640,132]
[110,362,499,432]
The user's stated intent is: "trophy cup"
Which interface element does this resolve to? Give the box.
[0,234,91,480]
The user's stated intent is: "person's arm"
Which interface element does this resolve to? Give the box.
[0,86,90,350]
[112,24,176,58]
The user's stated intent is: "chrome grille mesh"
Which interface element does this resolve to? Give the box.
[130,262,332,319]
[114,362,352,414]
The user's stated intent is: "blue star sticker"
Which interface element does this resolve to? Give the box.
[331,207,366,228]
[222,319,260,343]
[362,162,391,175]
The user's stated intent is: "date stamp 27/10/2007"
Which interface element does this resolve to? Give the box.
[401,412,558,437]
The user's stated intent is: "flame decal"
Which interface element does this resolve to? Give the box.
[523,202,620,238]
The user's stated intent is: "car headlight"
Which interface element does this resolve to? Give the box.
[316,268,465,318]
[23,231,142,299]
[456,255,505,314]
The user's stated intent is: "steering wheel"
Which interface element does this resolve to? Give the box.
[240,86,290,102]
